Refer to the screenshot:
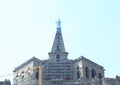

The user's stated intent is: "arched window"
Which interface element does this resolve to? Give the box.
[77,71,80,79]
[92,69,96,78]
[98,73,102,79]
[56,55,60,62]
[27,67,31,76]
[36,68,39,80]
[56,46,60,51]
[21,71,25,79]
[77,66,79,70]
[85,67,89,79]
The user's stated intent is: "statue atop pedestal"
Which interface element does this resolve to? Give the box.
[56,19,61,32]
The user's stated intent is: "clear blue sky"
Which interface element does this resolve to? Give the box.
[0,0,120,82]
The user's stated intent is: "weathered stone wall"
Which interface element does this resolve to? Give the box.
[73,56,104,81]
[42,61,74,80]
[13,57,42,85]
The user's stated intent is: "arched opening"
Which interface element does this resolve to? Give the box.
[98,73,102,85]
[56,46,60,51]
[92,69,96,78]
[21,71,25,79]
[56,55,60,62]
[85,67,89,79]
[77,71,80,79]
[98,73,102,79]
[77,66,79,70]
[27,67,31,76]
[36,68,39,80]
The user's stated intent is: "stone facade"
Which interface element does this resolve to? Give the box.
[13,20,120,85]
[13,57,43,85]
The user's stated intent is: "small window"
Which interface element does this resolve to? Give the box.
[98,73,102,79]
[56,55,60,62]
[27,67,30,71]
[21,71,24,79]
[92,69,96,78]
[56,46,60,51]
[77,66,79,70]
[22,75,24,79]
[16,74,19,78]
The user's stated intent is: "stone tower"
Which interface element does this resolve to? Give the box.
[48,19,68,62]
[42,20,74,82]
